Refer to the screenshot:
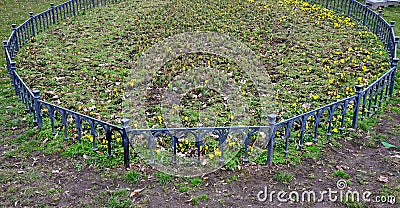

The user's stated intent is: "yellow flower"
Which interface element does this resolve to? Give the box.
[157,115,163,123]
[209,154,214,159]
[333,128,338,133]
[229,115,234,120]
[336,95,341,99]
[184,116,189,121]
[116,137,121,143]
[215,150,222,157]
[362,66,368,72]
[313,95,319,100]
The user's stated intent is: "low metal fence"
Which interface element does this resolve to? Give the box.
[2,0,399,169]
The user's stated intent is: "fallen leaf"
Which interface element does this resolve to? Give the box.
[377,175,389,183]
[130,188,144,197]
[304,142,313,146]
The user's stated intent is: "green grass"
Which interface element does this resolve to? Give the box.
[332,170,351,179]
[14,0,389,127]
[154,171,172,185]
[105,189,131,208]
[125,170,141,183]
[273,170,294,184]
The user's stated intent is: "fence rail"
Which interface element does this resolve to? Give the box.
[2,0,399,169]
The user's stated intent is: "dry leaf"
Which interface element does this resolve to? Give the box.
[130,188,144,197]
[377,175,389,183]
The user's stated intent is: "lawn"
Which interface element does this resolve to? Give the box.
[14,0,390,129]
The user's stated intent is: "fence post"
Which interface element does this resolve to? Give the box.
[29,12,35,37]
[266,114,277,166]
[363,3,369,26]
[72,0,76,17]
[394,36,399,60]
[389,58,399,96]
[12,24,18,53]
[10,62,19,97]
[376,10,382,38]
[32,90,43,130]
[121,118,130,169]
[51,3,56,24]
[352,85,364,129]
[3,40,9,68]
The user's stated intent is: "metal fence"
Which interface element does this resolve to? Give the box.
[2,0,399,169]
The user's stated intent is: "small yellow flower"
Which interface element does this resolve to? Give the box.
[215,150,222,157]
[313,95,319,100]
[209,154,214,159]
[362,66,368,72]
[333,128,338,133]
[229,115,234,120]
[184,116,189,121]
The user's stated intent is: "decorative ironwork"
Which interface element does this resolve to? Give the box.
[2,0,399,170]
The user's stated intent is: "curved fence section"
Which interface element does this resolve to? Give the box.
[2,0,399,170]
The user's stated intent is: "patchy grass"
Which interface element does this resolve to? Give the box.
[15,0,390,128]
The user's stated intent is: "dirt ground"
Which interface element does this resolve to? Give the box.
[1,83,399,207]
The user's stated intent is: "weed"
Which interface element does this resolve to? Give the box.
[273,171,293,184]
[154,172,172,185]
[332,170,351,179]
[188,177,203,187]
[125,170,141,183]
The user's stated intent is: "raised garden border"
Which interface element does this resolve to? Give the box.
[2,0,399,169]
